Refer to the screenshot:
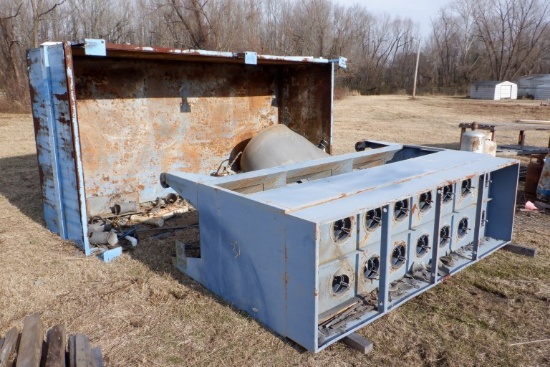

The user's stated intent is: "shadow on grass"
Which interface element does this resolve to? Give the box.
[0,153,44,225]
[0,153,309,353]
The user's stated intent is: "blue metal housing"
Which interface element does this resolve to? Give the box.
[162,142,519,352]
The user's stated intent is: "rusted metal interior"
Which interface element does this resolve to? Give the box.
[28,40,336,258]
[70,44,332,216]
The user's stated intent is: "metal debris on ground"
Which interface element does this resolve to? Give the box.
[85,194,190,254]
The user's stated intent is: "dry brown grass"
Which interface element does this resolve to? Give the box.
[1,96,550,366]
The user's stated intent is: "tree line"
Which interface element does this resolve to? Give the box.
[1,0,549,111]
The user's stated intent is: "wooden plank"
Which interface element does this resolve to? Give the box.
[503,244,538,258]
[45,325,66,367]
[0,328,19,367]
[16,314,44,367]
[341,333,374,354]
[68,335,94,367]
[68,336,75,367]
[459,122,550,131]
[90,348,103,367]
[517,119,550,124]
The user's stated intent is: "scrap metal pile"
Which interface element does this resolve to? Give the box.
[28,39,519,353]
[86,194,189,255]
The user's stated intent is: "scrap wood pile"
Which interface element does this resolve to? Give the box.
[0,314,103,367]
[87,193,194,253]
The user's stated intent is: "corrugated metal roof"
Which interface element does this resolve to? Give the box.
[517,74,550,82]
[516,74,550,87]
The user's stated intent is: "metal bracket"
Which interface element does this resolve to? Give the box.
[329,57,347,69]
[234,52,258,65]
[97,247,122,262]
[71,39,107,56]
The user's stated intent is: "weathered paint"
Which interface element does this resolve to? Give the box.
[28,40,336,258]
[28,43,85,250]
[163,142,519,352]
[536,156,550,201]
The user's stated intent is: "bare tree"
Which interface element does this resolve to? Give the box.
[13,0,547,111]
[30,0,66,47]
[473,0,550,80]
[0,2,28,108]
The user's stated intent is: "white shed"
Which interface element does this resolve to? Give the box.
[469,81,517,100]
[516,74,550,99]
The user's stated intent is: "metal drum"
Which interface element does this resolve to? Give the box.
[240,124,329,172]
[460,122,486,153]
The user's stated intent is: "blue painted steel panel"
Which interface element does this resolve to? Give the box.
[98,247,123,262]
[163,144,519,352]
[28,43,86,251]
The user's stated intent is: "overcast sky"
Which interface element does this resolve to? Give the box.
[336,0,454,38]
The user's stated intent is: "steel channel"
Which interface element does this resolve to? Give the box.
[472,174,486,260]
[430,189,443,283]
[377,204,392,313]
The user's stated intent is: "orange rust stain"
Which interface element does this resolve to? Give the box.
[249,95,270,109]
[72,65,282,202]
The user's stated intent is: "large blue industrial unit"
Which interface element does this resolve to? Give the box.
[162,142,518,352]
[29,40,519,352]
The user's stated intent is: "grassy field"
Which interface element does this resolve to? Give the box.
[1,96,549,366]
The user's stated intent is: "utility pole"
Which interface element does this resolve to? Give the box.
[412,38,421,99]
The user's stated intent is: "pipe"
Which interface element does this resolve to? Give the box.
[112,201,138,215]
[88,221,112,233]
[89,231,118,246]
[165,193,178,204]
[161,207,189,220]
[124,235,138,247]
[130,215,165,227]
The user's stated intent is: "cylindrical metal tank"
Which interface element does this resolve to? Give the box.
[240,124,329,172]
[483,140,497,156]
[525,155,544,196]
[460,122,486,153]
[536,155,550,202]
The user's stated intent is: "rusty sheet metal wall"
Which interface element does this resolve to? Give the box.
[72,56,332,215]
[28,40,334,251]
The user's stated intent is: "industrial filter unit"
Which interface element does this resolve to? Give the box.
[162,139,518,352]
[29,40,519,353]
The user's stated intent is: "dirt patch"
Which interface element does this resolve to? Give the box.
[1,97,549,366]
